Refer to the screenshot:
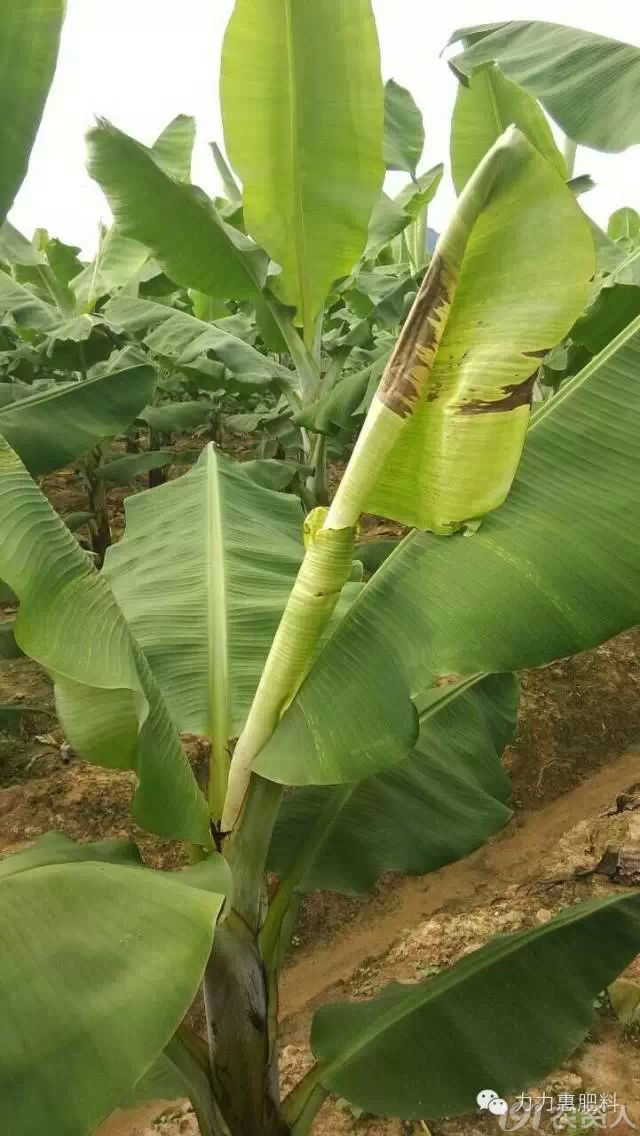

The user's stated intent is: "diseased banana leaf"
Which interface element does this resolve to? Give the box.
[256,316,640,787]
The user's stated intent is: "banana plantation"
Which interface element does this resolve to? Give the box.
[2,3,640,1135]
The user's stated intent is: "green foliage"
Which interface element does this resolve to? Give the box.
[383,79,425,175]
[268,674,516,895]
[3,6,640,1135]
[105,296,292,387]
[103,443,306,738]
[572,285,640,356]
[150,114,196,181]
[449,21,640,151]
[0,437,211,845]
[95,449,174,486]
[305,893,640,1119]
[0,837,224,1136]
[0,1,66,223]
[220,0,385,343]
[0,364,156,475]
[87,120,268,302]
[608,207,640,248]
[450,62,566,192]
[256,318,640,786]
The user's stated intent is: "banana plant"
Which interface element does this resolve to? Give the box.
[4,97,640,1134]
[84,1,448,501]
[0,113,288,543]
[4,5,640,1135]
[0,198,159,552]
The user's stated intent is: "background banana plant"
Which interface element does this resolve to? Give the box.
[2,4,640,1136]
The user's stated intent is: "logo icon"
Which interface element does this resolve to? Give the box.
[477,1089,509,1116]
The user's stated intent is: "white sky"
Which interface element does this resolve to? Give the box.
[10,0,640,257]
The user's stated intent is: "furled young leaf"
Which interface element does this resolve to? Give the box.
[269,674,515,895]
[151,114,196,181]
[307,893,640,1119]
[451,62,566,192]
[367,129,593,532]
[383,79,425,175]
[0,1,66,223]
[0,364,157,476]
[87,120,267,301]
[103,444,305,738]
[220,0,385,342]
[0,437,210,844]
[448,21,640,152]
[255,316,640,787]
[0,857,222,1136]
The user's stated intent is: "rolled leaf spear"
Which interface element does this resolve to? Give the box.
[220,127,525,838]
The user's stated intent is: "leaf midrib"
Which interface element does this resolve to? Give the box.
[283,0,312,344]
[205,448,230,793]
[315,892,630,1083]
[0,365,150,419]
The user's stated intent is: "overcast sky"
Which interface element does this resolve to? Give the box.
[10,0,640,257]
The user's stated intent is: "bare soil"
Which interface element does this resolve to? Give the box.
[1,456,639,1135]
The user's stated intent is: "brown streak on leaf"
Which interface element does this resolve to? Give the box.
[377,251,455,418]
[458,373,536,416]
[434,672,465,687]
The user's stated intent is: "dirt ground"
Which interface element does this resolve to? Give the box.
[1,454,640,1136]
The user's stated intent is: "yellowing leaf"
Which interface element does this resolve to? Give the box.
[367,131,594,532]
[451,62,566,193]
